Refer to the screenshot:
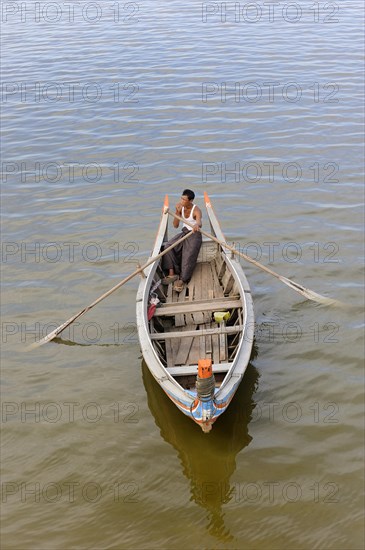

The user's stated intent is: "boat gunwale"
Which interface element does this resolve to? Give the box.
[203,195,254,399]
[136,203,195,405]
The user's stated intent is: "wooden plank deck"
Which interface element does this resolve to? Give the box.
[162,260,240,367]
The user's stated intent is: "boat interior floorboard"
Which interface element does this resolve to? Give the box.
[153,258,243,368]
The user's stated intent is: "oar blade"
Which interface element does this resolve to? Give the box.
[29,331,58,349]
[280,276,342,306]
[28,317,78,349]
[29,229,194,350]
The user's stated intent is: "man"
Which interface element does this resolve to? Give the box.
[162,189,202,292]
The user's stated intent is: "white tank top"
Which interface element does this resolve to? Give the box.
[182,204,196,230]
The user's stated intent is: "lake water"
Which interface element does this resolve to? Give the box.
[1,1,364,548]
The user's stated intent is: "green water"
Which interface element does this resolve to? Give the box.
[1,1,364,548]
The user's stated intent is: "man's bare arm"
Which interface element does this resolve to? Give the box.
[173,203,182,228]
[192,206,202,232]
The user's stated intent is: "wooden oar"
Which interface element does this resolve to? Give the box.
[167,210,338,306]
[30,229,194,348]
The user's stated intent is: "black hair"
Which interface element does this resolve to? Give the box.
[182,189,195,201]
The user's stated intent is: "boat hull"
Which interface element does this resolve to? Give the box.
[136,193,254,431]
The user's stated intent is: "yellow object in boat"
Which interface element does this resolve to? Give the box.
[213,311,230,323]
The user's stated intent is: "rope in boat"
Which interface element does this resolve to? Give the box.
[196,375,215,401]
[190,372,217,422]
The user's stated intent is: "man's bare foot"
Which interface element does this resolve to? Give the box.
[173,279,184,292]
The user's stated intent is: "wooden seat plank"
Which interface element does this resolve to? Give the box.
[150,325,242,340]
[154,298,242,316]
[166,362,232,376]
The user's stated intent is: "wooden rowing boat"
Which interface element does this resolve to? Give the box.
[136,192,254,432]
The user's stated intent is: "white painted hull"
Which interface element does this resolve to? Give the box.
[136,193,254,431]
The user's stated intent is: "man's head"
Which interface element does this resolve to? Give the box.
[181,189,195,202]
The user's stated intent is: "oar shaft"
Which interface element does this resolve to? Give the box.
[33,227,193,347]
[167,209,335,305]
[82,228,193,308]
[167,210,282,280]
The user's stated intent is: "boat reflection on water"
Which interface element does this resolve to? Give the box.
[141,356,259,541]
